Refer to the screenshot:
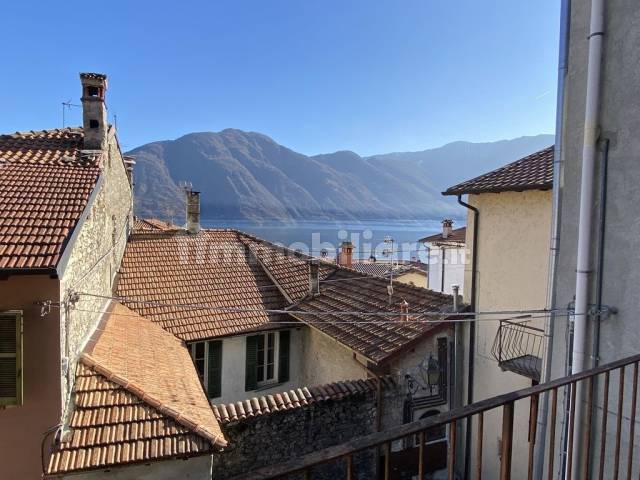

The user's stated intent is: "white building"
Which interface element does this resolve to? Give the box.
[420,219,466,295]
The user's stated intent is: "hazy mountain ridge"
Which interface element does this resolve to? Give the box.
[129,130,553,224]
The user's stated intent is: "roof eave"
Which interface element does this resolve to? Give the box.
[442,184,553,197]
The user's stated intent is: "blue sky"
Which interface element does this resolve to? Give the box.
[0,1,559,156]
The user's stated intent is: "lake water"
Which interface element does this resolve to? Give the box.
[202,218,453,263]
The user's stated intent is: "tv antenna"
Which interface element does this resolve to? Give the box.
[61,100,80,128]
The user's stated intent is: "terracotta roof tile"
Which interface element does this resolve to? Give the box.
[132,217,181,232]
[241,235,453,363]
[212,377,396,424]
[116,230,291,341]
[419,226,467,244]
[47,302,225,475]
[0,128,100,270]
[444,146,554,196]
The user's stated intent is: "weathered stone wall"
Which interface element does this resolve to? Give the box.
[211,388,402,480]
[59,129,132,407]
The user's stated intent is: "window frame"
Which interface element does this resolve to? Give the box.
[190,341,208,391]
[255,332,279,388]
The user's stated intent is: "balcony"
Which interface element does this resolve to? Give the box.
[232,353,640,480]
[492,319,546,382]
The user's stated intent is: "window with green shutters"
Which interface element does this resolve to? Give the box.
[0,311,23,406]
[190,340,222,400]
[246,330,290,391]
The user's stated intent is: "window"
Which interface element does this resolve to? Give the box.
[190,340,222,399]
[245,330,290,391]
[0,311,23,406]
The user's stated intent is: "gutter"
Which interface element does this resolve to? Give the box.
[456,194,479,480]
[533,1,571,478]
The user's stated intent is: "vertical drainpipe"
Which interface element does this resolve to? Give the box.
[457,194,478,480]
[532,0,571,478]
[570,0,605,477]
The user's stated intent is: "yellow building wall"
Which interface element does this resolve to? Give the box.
[463,189,552,479]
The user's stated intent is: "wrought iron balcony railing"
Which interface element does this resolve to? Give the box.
[231,352,640,480]
[492,319,546,382]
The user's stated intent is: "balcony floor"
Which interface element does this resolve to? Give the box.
[499,354,542,382]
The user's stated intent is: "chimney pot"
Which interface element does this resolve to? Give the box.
[79,72,108,150]
[186,190,201,234]
[338,241,354,268]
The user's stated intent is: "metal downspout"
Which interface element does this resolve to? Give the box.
[532,0,571,478]
[570,0,605,477]
[457,194,478,480]
[592,138,609,369]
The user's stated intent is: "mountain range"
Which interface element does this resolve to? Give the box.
[129,130,554,224]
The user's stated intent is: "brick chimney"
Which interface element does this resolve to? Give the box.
[442,219,454,239]
[338,241,354,268]
[80,73,108,150]
[186,190,201,234]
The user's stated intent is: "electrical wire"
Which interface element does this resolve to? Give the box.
[68,291,575,319]
[64,306,561,326]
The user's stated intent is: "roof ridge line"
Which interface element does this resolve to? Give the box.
[79,353,227,448]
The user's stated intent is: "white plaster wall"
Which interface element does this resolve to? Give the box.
[59,454,212,480]
[427,245,466,295]
[462,189,552,479]
[300,327,368,387]
[214,327,304,405]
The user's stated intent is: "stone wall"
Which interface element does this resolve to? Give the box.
[211,387,402,479]
[59,128,133,408]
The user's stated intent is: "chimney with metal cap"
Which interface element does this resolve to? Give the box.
[80,73,108,150]
[338,241,354,268]
[442,219,454,239]
[186,190,201,234]
[309,259,320,296]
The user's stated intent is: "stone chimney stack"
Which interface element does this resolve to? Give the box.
[309,260,320,296]
[186,190,201,234]
[338,241,354,268]
[442,219,454,239]
[80,73,108,150]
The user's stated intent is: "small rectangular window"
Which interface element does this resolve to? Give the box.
[0,311,23,406]
[190,342,206,386]
[247,331,286,390]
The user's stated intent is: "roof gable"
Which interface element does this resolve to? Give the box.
[444,146,554,196]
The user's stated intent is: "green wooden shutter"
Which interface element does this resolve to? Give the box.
[245,335,258,391]
[0,311,23,406]
[207,341,222,399]
[278,330,290,383]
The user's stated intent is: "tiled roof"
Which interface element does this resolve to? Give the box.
[351,262,395,277]
[47,302,225,475]
[292,268,453,364]
[213,377,396,425]
[238,234,451,363]
[240,234,336,302]
[419,226,467,244]
[132,217,181,232]
[0,128,101,270]
[116,230,291,342]
[444,146,554,195]
[351,262,428,278]
[116,224,453,363]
